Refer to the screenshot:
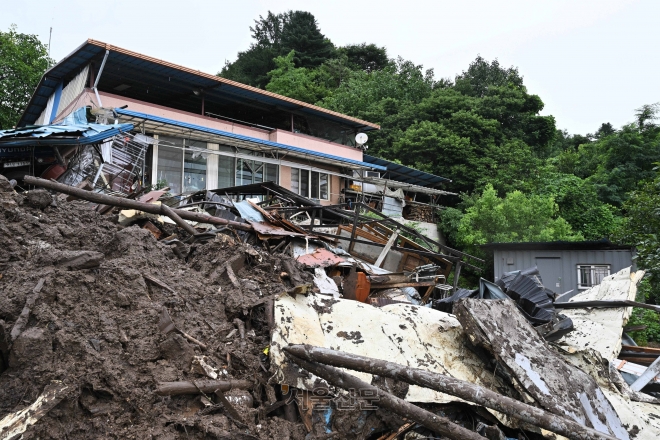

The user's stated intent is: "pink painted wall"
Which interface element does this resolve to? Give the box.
[269,129,363,161]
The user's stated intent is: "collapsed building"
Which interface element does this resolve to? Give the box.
[1,39,660,439]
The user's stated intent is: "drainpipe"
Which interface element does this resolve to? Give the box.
[93,50,110,107]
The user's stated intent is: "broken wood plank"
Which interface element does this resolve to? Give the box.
[454,299,630,440]
[284,344,618,440]
[374,230,398,268]
[0,381,68,440]
[285,353,483,440]
[155,379,252,396]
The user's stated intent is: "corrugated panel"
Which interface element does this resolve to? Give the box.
[35,93,55,126]
[0,123,134,146]
[55,65,89,121]
[363,154,451,186]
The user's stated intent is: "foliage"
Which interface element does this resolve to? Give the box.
[0,24,53,129]
[265,51,329,103]
[536,172,620,240]
[220,10,335,87]
[337,43,389,72]
[455,184,582,252]
[218,9,660,272]
[615,167,660,303]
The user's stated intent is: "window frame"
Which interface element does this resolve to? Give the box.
[290,167,330,200]
[577,264,611,290]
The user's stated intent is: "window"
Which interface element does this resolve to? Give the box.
[577,265,610,289]
[157,138,184,194]
[290,167,329,200]
[183,139,207,192]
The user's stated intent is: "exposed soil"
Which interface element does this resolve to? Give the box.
[0,178,311,439]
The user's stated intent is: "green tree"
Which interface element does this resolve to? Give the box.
[265,51,328,103]
[220,10,335,86]
[0,25,52,129]
[279,11,335,68]
[537,173,620,240]
[456,184,582,250]
[337,43,389,72]
[616,167,660,302]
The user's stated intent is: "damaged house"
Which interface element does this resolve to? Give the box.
[1,38,660,440]
[3,39,452,226]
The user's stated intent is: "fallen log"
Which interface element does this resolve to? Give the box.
[155,379,252,396]
[284,353,484,440]
[284,344,617,440]
[24,176,253,232]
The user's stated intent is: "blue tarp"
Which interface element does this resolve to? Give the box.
[0,108,133,147]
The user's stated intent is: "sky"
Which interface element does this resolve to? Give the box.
[3,0,659,135]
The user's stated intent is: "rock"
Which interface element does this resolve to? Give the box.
[159,333,194,370]
[9,327,52,367]
[26,189,54,209]
[0,174,14,193]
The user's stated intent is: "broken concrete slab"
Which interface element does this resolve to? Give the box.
[454,298,631,439]
[270,293,513,404]
[559,268,644,361]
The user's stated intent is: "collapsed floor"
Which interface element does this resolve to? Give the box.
[2,175,660,440]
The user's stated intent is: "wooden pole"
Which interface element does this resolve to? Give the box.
[285,353,484,440]
[155,379,252,396]
[24,176,253,231]
[283,345,617,440]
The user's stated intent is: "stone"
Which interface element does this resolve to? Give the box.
[159,333,194,370]
[9,327,52,368]
[26,189,53,210]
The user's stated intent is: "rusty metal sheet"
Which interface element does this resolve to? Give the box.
[249,220,307,237]
[296,248,345,268]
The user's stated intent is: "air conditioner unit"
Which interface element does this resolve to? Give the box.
[365,171,381,178]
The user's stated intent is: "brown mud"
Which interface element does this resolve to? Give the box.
[0,180,310,439]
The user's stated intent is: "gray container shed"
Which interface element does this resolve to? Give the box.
[482,240,635,302]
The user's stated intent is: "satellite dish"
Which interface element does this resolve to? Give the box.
[355,133,368,145]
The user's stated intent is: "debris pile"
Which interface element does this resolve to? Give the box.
[1,174,660,439]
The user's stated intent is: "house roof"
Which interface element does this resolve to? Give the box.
[18,39,380,133]
[115,108,385,171]
[362,154,451,186]
[0,122,134,146]
[481,240,634,251]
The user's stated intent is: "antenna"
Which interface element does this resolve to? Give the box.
[48,27,52,57]
[355,133,368,146]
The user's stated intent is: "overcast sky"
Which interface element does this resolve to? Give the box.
[3,0,658,135]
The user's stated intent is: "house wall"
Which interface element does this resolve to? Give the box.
[493,248,635,301]
[56,89,354,204]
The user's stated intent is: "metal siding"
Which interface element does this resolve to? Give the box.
[56,65,89,120]
[493,248,634,301]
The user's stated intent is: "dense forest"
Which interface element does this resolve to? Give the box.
[219,11,660,341]
[2,13,660,341]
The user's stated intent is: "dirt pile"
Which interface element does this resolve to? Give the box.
[0,177,311,439]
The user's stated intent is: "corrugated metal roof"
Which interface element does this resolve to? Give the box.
[0,123,134,146]
[362,154,451,186]
[18,39,380,132]
[481,240,634,251]
[114,108,385,171]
